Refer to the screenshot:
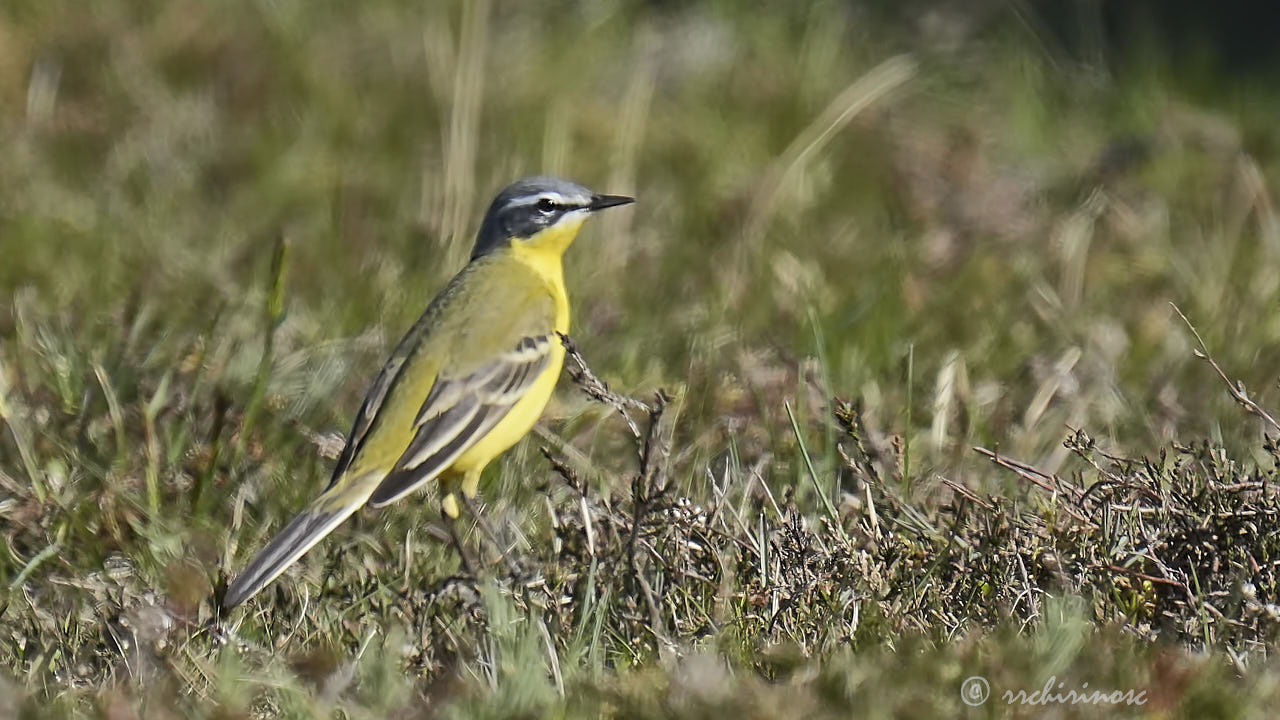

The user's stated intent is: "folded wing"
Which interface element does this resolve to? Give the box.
[367,333,554,507]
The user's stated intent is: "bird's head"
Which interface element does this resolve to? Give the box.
[472,176,633,260]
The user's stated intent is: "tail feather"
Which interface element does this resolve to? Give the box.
[223,477,375,609]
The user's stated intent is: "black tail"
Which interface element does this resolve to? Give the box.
[222,500,361,609]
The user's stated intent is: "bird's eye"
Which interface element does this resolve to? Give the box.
[536,198,558,214]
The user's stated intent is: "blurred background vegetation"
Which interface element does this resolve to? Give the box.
[4,0,1280,716]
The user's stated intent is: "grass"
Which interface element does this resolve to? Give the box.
[4,0,1280,716]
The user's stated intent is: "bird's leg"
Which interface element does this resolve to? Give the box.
[441,493,478,578]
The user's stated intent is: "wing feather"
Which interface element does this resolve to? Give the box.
[401,400,483,468]
[366,334,554,507]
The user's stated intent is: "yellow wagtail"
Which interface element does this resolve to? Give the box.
[223,176,633,609]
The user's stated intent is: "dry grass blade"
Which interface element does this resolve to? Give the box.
[0,358,46,503]
[744,55,917,244]
[1171,302,1280,435]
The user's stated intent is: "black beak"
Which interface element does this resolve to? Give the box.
[588,194,635,211]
